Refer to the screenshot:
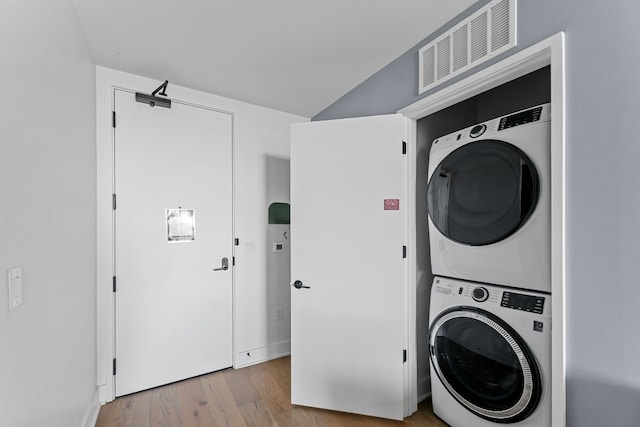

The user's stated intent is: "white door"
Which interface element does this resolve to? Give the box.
[114,89,233,396]
[290,114,408,420]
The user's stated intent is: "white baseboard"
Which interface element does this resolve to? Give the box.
[235,340,291,368]
[79,389,101,427]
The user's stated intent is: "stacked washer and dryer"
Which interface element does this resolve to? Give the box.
[426,104,552,426]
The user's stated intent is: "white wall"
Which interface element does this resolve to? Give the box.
[96,68,308,398]
[0,1,98,426]
[233,99,304,366]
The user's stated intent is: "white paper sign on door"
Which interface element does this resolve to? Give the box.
[166,209,196,242]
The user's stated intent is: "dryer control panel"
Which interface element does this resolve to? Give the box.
[497,105,543,130]
[501,291,545,314]
[433,277,548,314]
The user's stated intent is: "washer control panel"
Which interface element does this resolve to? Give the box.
[501,291,545,314]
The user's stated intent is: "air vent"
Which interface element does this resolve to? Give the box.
[437,36,451,79]
[418,0,516,94]
[452,25,468,72]
[422,45,436,87]
[470,12,488,62]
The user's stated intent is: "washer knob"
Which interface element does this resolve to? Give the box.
[472,287,489,302]
[469,124,487,138]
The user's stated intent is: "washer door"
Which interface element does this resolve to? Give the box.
[429,307,542,423]
[427,140,539,246]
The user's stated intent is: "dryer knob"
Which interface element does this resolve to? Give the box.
[469,124,487,138]
[472,287,489,302]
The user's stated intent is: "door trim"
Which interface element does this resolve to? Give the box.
[96,68,236,403]
[399,32,565,427]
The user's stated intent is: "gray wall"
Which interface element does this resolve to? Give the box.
[315,1,640,426]
[0,1,97,426]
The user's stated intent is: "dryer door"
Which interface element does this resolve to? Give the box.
[427,140,539,246]
[429,307,542,423]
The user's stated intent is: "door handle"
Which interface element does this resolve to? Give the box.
[213,257,229,271]
[292,280,310,289]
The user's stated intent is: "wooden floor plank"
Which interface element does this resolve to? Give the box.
[176,376,216,427]
[201,373,248,427]
[108,391,151,427]
[248,369,292,417]
[271,405,315,427]
[268,356,291,395]
[148,384,182,427]
[94,396,124,427]
[223,368,262,406]
[237,399,277,427]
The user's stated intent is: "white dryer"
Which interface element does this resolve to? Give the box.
[427,104,551,293]
[428,276,551,427]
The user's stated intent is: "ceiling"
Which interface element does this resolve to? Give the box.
[72,0,477,118]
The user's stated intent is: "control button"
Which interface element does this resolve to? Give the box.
[469,124,487,138]
[472,287,489,302]
[533,321,544,332]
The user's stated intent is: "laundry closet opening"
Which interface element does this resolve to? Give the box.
[415,65,551,401]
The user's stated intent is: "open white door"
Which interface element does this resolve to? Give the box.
[290,114,408,420]
[114,89,233,396]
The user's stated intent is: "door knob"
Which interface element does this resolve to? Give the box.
[213,257,229,271]
[292,280,310,289]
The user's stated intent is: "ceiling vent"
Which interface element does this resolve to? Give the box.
[419,0,516,94]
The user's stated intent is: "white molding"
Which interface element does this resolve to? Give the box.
[549,32,567,427]
[79,390,101,427]
[404,117,418,417]
[96,66,115,403]
[399,32,566,427]
[235,340,291,368]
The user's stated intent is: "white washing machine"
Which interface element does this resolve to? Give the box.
[427,104,551,293]
[428,276,551,427]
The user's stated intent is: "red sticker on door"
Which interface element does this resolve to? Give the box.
[384,199,400,210]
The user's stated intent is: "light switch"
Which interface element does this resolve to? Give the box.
[8,267,22,310]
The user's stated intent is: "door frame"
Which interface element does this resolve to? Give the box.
[399,32,565,426]
[96,68,236,403]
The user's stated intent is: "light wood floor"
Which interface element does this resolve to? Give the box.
[96,356,448,427]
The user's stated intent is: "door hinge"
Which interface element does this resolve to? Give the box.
[232,256,235,266]
[402,141,407,155]
[112,276,116,292]
[402,245,407,259]
[234,238,239,246]
[112,194,116,210]
[403,349,407,363]
[112,111,116,128]
[112,358,117,375]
